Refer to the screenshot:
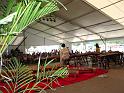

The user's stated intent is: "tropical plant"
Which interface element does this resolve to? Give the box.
[0,0,66,77]
[0,57,43,93]
[36,56,68,90]
[0,57,68,93]
[0,0,68,93]
[0,0,64,54]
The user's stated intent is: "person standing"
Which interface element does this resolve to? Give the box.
[95,43,100,53]
[60,43,70,66]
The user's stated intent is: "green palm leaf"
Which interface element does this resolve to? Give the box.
[0,57,44,93]
[0,0,67,92]
[0,0,60,54]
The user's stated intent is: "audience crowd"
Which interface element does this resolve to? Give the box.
[2,48,84,65]
[2,48,123,67]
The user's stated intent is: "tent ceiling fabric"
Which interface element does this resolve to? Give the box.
[56,22,80,31]
[27,0,124,43]
[44,28,62,35]
[85,0,124,23]
[66,29,92,37]
[72,11,110,27]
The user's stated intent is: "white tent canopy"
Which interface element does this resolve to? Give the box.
[15,0,124,45]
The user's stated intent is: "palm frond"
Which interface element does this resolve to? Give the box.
[1,56,68,93]
[0,0,67,92]
[0,57,42,93]
[0,0,16,17]
[0,0,60,54]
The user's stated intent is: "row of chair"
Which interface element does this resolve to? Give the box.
[67,53,124,69]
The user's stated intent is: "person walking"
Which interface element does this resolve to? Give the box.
[60,43,70,66]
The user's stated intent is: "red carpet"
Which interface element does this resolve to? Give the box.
[51,68,108,87]
[0,68,107,93]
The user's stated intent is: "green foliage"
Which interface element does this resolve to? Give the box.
[0,57,43,93]
[0,0,60,54]
[36,56,68,81]
[0,57,68,93]
[35,56,68,91]
[0,0,68,92]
